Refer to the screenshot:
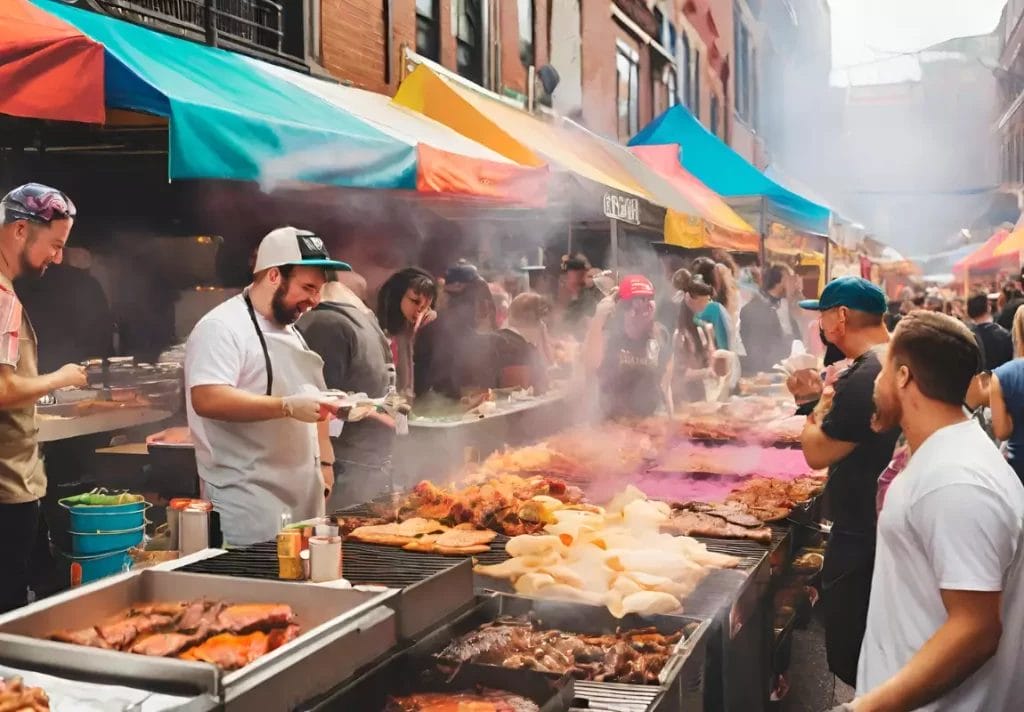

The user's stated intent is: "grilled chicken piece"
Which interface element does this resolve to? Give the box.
[216,604,293,634]
[50,626,110,649]
[0,677,50,712]
[131,631,205,657]
[384,690,540,712]
[178,625,299,670]
[97,613,179,650]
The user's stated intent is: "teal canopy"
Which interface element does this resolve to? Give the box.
[34,0,417,189]
[629,105,831,235]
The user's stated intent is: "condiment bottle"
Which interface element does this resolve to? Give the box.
[309,535,343,582]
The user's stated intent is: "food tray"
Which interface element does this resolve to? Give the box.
[303,643,575,712]
[415,594,710,712]
[0,569,399,711]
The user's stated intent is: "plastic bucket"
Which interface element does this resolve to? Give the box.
[56,549,132,586]
[69,525,145,555]
[59,498,149,533]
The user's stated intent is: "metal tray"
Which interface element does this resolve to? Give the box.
[0,569,399,710]
[416,594,711,712]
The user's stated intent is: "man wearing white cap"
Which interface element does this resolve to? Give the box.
[185,227,350,546]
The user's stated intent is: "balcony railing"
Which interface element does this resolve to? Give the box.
[81,0,308,70]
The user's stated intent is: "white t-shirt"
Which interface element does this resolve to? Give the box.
[858,419,1024,710]
[184,294,306,473]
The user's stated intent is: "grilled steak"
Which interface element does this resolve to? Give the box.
[216,604,293,634]
[131,631,205,657]
[50,626,110,649]
[178,625,299,670]
[663,503,772,544]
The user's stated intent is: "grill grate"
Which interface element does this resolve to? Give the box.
[178,539,470,588]
[573,681,662,712]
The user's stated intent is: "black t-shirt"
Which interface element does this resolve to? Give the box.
[996,298,1024,331]
[972,321,1014,371]
[597,323,671,418]
[562,287,602,338]
[819,348,900,537]
[493,329,549,393]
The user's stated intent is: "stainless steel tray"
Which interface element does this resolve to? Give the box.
[0,569,399,710]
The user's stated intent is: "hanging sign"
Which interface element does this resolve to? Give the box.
[603,193,641,225]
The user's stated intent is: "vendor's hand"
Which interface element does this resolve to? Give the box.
[146,427,192,445]
[786,367,823,404]
[282,394,326,423]
[54,363,88,389]
[810,385,835,424]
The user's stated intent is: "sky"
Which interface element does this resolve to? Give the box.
[830,0,1007,72]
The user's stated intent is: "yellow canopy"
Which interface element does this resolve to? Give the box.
[394,65,756,246]
[991,215,1024,257]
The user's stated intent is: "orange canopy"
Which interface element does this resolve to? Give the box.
[0,0,104,123]
[953,229,1014,273]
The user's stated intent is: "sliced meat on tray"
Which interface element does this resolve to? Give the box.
[662,502,773,543]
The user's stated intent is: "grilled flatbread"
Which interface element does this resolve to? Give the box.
[434,529,496,548]
[433,544,492,556]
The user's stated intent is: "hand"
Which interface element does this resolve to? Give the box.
[786,367,823,404]
[54,363,87,389]
[282,394,326,423]
[146,427,192,445]
[414,308,436,335]
[812,385,836,423]
[594,295,616,322]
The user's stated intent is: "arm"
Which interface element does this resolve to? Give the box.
[317,419,333,496]
[989,375,1013,441]
[852,590,1002,712]
[582,298,614,374]
[801,412,857,469]
[190,384,287,422]
[0,363,85,410]
[661,351,675,417]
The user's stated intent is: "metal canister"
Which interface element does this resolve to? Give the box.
[276,529,302,558]
[179,506,210,555]
[308,535,343,582]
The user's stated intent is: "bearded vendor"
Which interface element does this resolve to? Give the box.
[185,227,350,546]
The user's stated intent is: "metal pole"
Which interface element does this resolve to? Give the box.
[610,219,620,271]
[758,197,768,266]
[204,0,218,47]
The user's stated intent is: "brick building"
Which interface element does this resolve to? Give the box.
[998,0,1024,204]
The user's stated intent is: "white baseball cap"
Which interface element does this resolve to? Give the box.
[253,227,351,273]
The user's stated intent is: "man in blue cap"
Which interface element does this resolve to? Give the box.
[790,276,900,687]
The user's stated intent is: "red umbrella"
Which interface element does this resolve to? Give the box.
[0,0,105,123]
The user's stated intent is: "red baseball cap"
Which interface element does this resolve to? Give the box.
[618,274,655,300]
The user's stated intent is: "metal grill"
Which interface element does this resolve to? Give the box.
[179,540,472,588]
[573,681,662,712]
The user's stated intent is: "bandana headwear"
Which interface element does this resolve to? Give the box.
[1,183,76,224]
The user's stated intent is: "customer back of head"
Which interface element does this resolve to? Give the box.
[968,290,1013,371]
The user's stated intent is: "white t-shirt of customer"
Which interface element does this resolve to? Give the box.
[857,419,1024,710]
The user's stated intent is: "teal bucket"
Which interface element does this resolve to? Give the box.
[69,525,145,555]
[57,549,132,586]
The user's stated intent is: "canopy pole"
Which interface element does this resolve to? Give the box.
[610,219,620,272]
[758,197,768,266]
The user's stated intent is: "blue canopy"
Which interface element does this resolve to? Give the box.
[629,105,831,235]
[34,0,417,189]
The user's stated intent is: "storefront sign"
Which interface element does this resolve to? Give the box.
[603,194,641,225]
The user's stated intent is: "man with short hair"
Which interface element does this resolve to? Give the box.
[297,271,395,510]
[967,291,1013,371]
[560,257,601,338]
[837,311,1024,711]
[186,227,348,546]
[792,276,900,686]
[0,183,88,612]
[739,262,801,375]
[996,284,1024,330]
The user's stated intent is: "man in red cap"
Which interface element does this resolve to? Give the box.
[583,275,673,418]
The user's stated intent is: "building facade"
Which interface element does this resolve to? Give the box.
[998,0,1024,206]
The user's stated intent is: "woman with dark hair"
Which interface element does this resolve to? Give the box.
[672,269,714,402]
[683,273,732,350]
[376,267,437,397]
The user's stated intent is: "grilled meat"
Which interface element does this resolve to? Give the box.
[437,617,683,685]
[0,677,49,712]
[217,603,293,634]
[663,503,773,544]
[46,600,298,670]
[384,689,539,712]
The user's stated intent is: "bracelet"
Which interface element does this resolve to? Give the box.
[321,461,335,467]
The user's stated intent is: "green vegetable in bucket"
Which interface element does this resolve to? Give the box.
[62,490,144,506]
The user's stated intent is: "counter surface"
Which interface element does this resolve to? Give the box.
[38,407,172,442]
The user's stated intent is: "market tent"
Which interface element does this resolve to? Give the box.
[394,64,756,238]
[248,59,548,204]
[990,214,1024,257]
[0,0,104,123]
[630,144,759,251]
[629,105,831,235]
[953,228,1014,273]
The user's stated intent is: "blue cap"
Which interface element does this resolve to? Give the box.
[799,276,886,314]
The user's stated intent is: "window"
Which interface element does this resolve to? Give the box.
[734,2,757,125]
[693,49,701,117]
[616,41,640,141]
[416,0,439,61]
[517,0,534,68]
[710,94,720,137]
[307,0,322,63]
[456,0,484,84]
[656,64,678,115]
[679,32,691,109]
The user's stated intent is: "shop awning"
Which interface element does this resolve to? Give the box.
[991,215,1024,257]
[394,64,755,237]
[630,144,758,251]
[629,105,831,234]
[0,0,104,123]
[953,228,1014,273]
